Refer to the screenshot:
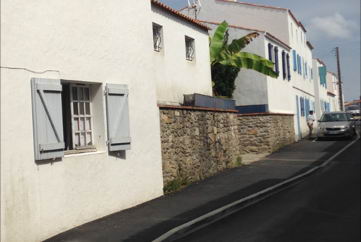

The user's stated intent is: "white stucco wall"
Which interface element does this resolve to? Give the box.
[312,59,328,120]
[183,0,290,45]
[152,5,212,105]
[326,72,340,111]
[225,27,269,106]
[1,1,164,241]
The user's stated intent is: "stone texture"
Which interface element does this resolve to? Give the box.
[159,108,295,185]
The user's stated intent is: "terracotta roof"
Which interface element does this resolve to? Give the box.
[215,0,307,32]
[201,20,291,50]
[327,71,338,77]
[151,0,210,31]
[316,58,326,66]
[306,41,314,50]
[327,91,336,97]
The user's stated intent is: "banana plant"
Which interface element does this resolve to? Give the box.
[210,21,278,97]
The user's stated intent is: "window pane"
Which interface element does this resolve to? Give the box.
[79,88,84,100]
[79,118,85,131]
[73,102,78,115]
[74,133,80,147]
[85,102,90,115]
[72,87,78,100]
[79,102,84,114]
[84,88,90,100]
[74,118,79,131]
[80,132,86,146]
[85,117,91,130]
[86,132,92,146]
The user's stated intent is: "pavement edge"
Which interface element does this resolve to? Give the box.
[152,137,360,242]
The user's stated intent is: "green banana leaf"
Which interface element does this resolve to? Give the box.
[219,52,278,78]
[228,32,260,54]
[209,21,228,63]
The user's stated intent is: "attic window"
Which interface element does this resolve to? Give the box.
[153,23,163,52]
[185,36,195,61]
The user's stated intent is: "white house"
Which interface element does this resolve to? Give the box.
[151,0,212,105]
[204,21,293,114]
[326,71,341,112]
[181,0,316,139]
[0,0,169,241]
[312,58,330,120]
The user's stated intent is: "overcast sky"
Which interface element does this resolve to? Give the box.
[160,0,360,101]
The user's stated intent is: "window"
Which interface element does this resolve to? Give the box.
[274,47,279,74]
[69,84,93,149]
[300,97,305,116]
[268,43,273,61]
[152,23,163,52]
[31,78,131,161]
[286,53,291,81]
[292,50,297,72]
[185,36,195,61]
[282,51,286,80]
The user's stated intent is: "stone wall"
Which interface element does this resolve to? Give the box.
[237,113,295,154]
[159,105,295,185]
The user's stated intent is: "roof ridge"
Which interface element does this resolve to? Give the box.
[200,20,291,50]
[151,0,210,31]
[216,0,307,32]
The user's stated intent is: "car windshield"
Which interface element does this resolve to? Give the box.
[320,113,350,122]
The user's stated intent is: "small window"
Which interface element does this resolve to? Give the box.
[274,47,279,74]
[152,23,163,52]
[268,43,273,61]
[62,84,94,151]
[185,36,195,61]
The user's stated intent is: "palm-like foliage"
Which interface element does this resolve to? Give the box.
[210,21,278,97]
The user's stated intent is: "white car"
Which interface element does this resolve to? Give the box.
[317,112,356,139]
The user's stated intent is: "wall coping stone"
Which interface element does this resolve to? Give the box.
[158,104,238,113]
[237,112,294,117]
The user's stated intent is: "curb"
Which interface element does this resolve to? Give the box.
[153,137,360,242]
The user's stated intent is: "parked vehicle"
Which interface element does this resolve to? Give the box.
[317,112,356,139]
[345,104,361,116]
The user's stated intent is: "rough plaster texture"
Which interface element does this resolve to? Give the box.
[159,107,295,185]
[152,5,213,105]
[1,1,164,241]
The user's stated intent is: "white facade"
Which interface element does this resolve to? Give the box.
[326,72,341,112]
[152,3,212,105]
[312,58,329,121]
[1,1,165,241]
[182,0,316,139]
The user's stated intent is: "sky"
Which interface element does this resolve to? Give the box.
[160,0,361,102]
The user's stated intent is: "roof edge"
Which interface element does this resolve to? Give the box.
[151,0,210,31]
[200,20,291,50]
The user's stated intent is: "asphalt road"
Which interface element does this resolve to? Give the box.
[177,139,360,242]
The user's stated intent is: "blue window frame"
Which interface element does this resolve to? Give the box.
[274,47,279,74]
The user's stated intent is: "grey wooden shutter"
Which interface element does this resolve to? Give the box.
[31,78,64,160]
[105,84,131,151]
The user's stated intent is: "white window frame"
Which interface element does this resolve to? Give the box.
[185,36,195,61]
[70,84,94,150]
[153,23,163,52]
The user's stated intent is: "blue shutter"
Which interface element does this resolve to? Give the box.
[292,50,297,71]
[282,51,286,80]
[274,47,279,74]
[31,78,64,160]
[300,97,305,116]
[268,43,273,61]
[105,84,131,151]
[286,53,291,80]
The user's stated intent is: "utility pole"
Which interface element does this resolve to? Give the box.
[335,47,344,111]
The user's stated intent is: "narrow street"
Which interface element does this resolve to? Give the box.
[177,139,360,242]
